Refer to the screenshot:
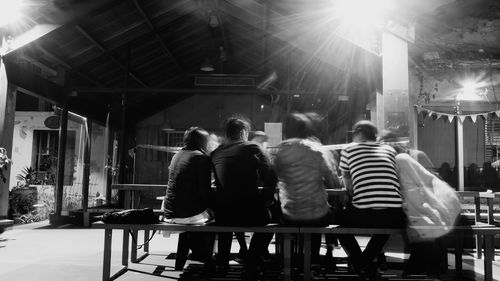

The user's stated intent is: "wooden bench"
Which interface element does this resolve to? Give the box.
[92,221,500,281]
[300,224,499,281]
[92,222,299,281]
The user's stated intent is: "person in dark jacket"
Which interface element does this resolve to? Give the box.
[211,116,277,280]
[162,127,214,271]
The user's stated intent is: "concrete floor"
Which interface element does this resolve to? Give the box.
[0,221,498,281]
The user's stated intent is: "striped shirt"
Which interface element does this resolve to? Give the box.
[340,142,402,209]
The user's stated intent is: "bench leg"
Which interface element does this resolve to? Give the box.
[302,233,311,281]
[455,229,463,278]
[103,229,112,281]
[101,229,128,281]
[131,230,138,263]
[122,230,129,266]
[283,233,292,281]
[483,234,494,281]
[144,230,150,252]
[175,232,190,271]
[130,230,149,263]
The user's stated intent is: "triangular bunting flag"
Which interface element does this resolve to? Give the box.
[436,113,442,120]
[458,115,466,123]
[470,115,477,123]
[482,113,489,119]
[447,115,455,123]
[496,110,500,117]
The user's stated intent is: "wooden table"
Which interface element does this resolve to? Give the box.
[111,184,167,209]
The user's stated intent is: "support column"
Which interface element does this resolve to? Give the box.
[381,30,411,140]
[455,118,464,190]
[0,57,16,219]
[54,96,68,216]
[82,120,92,210]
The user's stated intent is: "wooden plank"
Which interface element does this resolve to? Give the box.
[92,222,300,233]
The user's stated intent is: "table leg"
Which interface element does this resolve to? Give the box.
[455,229,463,278]
[103,229,112,281]
[303,233,311,281]
[483,234,494,281]
[283,233,292,281]
[122,230,129,266]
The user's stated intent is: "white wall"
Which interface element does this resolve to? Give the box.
[9,112,81,190]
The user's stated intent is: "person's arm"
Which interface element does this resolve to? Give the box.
[339,148,353,198]
[342,171,354,198]
[253,145,276,187]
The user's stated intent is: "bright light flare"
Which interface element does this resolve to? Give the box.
[335,0,394,28]
[457,78,488,101]
[0,0,25,27]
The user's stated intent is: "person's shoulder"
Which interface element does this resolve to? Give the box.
[342,142,359,151]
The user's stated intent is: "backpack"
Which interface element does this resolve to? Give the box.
[101,208,159,224]
[396,153,461,241]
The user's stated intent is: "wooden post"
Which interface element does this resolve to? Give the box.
[55,89,69,216]
[82,120,92,211]
[455,118,464,190]
[0,57,16,219]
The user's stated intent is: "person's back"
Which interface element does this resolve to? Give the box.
[341,141,402,209]
[164,149,211,219]
[275,138,336,221]
[210,116,277,280]
[211,140,275,223]
[338,120,405,280]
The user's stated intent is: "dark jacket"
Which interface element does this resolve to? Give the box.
[211,141,277,225]
[163,149,212,219]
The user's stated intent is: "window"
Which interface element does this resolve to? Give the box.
[32,130,76,185]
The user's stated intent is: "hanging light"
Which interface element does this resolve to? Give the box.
[200,57,214,72]
[208,10,219,28]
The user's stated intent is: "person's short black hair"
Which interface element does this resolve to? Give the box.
[352,120,378,141]
[283,112,322,139]
[183,127,209,150]
[223,116,251,140]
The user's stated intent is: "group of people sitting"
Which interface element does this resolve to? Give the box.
[161,113,437,281]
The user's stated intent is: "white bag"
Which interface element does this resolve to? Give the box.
[396,153,461,241]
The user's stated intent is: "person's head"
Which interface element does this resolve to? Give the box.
[249,130,269,148]
[352,120,378,142]
[283,112,322,140]
[183,127,209,151]
[223,116,251,141]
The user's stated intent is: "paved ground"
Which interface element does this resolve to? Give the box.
[0,221,498,281]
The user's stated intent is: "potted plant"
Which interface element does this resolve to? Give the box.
[0,147,12,183]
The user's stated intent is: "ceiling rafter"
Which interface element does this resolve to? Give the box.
[35,44,105,87]
[132,0,184,74]
[75,25,149,87]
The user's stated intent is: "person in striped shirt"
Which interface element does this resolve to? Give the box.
[338,120,406,280]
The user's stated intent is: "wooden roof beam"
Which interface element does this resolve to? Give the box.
[75,25,149,88]
[73,87,340,96]
[132,0,184,74]
[36,45,105,87]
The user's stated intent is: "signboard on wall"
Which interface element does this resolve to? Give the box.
[264,122,282,148]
